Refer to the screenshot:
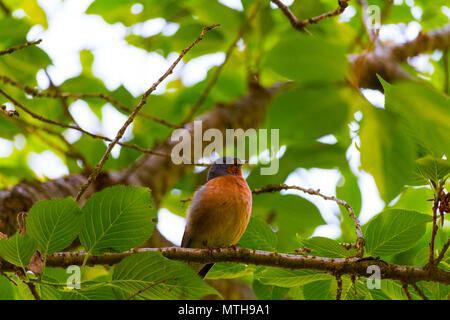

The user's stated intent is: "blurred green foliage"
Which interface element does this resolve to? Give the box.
[0,0,449,300]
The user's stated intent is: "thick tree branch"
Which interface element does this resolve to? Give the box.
[1,247,448,285]
[350,24,450,89]
[0,81,283,234]
[2,23,447,223]
[271,0,450,90]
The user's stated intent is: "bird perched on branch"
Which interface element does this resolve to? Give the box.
[181,156,252,278]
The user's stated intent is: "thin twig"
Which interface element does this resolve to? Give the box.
[0,74,181,129]
[253,184,365,257]
[0,39,42,56]
[435,236,450,266]
[4,115,92,171]
[0,272,17,286]
[0,88,175,159]
[24,281,41,300]
[75,24,220,202]
[340,243,357,250]
[411,283,429,300]
[0,88,89,132]
[335,274,343,300]
[357,0,375,42]
[401,282,412,300]
[0,0,10,15]
[271,0,350,32]
[428,200,439,265]
[1,92,209,168]
[181,3,260,124]
[44,69,76,123]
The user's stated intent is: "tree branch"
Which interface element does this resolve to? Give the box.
[411,282,429,300]
[0,83,283,234]
[271,0,450,90]
[0,0,10,15]
[0,40,42,56]
[181,2,261,124]
[24,281,41,300]
[350,24,450,89]
[435,236,450,266]
[1,247,448,285]
[0,74,181,129]
[271,0,350,32]
[253,184,364,257]
[401,282,412,300]
[74,24,220,202]
[0,90,174,160]
[335,274,343,300]
[428,199,439,265]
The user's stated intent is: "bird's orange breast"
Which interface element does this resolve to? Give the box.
[182,175,252,249]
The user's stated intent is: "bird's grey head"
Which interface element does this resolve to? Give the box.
[207,157,246,181]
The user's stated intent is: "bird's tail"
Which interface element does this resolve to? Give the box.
[198,263,215,279]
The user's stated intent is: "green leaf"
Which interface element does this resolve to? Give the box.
[255,267,332,287]
[342,278,371,300]
[0,233,37,270]
[61,283,116,300]
[299,236,355,258]
[364,209,431,256]
[413,156,450,185]
[0,275,17,299]
[3,0,48,28]
[381,79,450,157]
[86,0,187,26]
[378,280,420,300]
[302,279,333,300]
[390,187,433,215]
[26,197,82,255]
[37,282,61,300]
[252,193,324,252]
[360,107,415,203]
[421,282,450,300]
[79,186,156,255]
[112,252,219,300]
[252,280,289,300]
[206,263,254,280]
[266,86,350,145]
[265,32,348,82]
[239,217,277,251]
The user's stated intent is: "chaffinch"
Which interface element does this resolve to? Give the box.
[181,156,252,278]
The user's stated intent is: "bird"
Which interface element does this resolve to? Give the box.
[181,156,252,278]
